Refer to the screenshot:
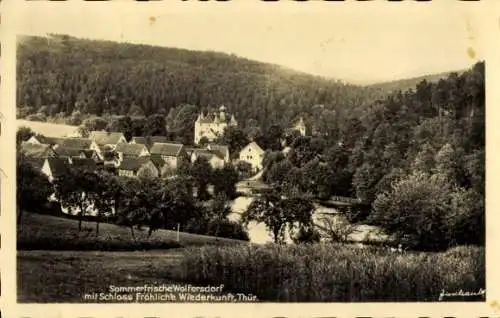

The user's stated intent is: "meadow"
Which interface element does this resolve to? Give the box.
[169,243,485,302]
[18,213,485,302]
[18,213,248,251]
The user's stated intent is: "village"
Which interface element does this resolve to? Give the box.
[18,106,310,222]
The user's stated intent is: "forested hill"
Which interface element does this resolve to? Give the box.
[368,70,467,94]
[17,34,385,129]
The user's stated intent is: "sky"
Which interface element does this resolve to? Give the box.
[4,1,488,85]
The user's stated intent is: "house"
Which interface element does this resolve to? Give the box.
[59,137,92,149]
[80,149,101,162]
[118,157,159,178]
[206,144,230,163]
[191,149,225,169]
[20,142,58,159]
[25,158,46,171]
[89,131,127,148]
[54,147,88,162]
[194,105,237,144]
[130,136,170,149]
[115,143,150,161]
[71,158,98,172]
[239,141,265,171]
[41,157,70,182]
[149,142,188,170]
[26,135,65,148]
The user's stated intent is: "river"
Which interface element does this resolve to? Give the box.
[228,195,387,245]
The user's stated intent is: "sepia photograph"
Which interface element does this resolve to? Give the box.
[9,1,487,306]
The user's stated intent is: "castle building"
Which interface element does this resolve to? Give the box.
[194,105,237,145]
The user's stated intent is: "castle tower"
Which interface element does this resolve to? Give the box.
[295,116,306,136]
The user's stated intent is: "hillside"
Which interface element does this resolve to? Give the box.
[18,212,248,251]
[17,34,385,129]
[367,69,467,93]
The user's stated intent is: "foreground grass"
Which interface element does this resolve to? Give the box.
[18,250,185,302]
[18,213,248,251]
[170,243,485,302]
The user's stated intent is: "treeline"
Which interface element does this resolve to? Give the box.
[263,62,485,251]
[17,34,384,132]
[17,152,249,241]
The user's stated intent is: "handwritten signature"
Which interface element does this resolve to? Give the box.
[439,288,486,301]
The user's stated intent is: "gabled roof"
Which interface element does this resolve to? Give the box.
[90,131,125,145]
[131,137,147,145]
[20,142,55,159]
[241,141,264,154]
[118,157,152,172]
[185,147,198,156]
[150,154,166,169]
[59,137,92,149]
[71,158,97,170]
[192,148,224,160]
[35,135,66,146]
[46,157,70,177]
[54,147,86,158]
[131,136,171,148]
[81,149,98,159]
[150,143,184,157]
[25,158,45,170]
[115,143,149,156]
[207,144,229,158]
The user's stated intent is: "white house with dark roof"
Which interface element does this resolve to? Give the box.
[41,157,70,182]
[194,105,237,144]
[59,137,92,149]
[89,131,127,148]
[130,136,170,149]
[190,148,225,169]
[118,157,159,178]
[149,142,188,170]
[20,142,58,159]
[239,141,265,171]
[115,143,150,161]
[206,144,230,163]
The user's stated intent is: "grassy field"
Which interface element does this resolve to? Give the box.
[169,243,485,302]
[18,250,186,302]
[17,119,80,137]
[19,213,249,251]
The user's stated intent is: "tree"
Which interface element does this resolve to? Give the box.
[370,172,454,251]
[212,164,239,199]
[241,190,314,244]
[17,127,34,146]
[17,153,53,226]
[137,164,158,181]
[288,136,326,168]
[144,114,167,137]
[315,215,359,243]
[54,168,100,233]
[172,104,199,145]
[77,125,90,138]
[217,126,250,159]
[190,156,213,200]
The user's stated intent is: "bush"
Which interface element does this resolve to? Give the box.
[370,172,454,251]
[184,218,250,241]
[171,243,485,302]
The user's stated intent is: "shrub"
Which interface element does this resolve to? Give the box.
[370,172,454,251]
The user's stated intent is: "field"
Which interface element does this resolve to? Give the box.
[18,213,485,302]
[18,250,186,302]
[171,244,485,302]
[17,119,80,137]
[18,213,248,251]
